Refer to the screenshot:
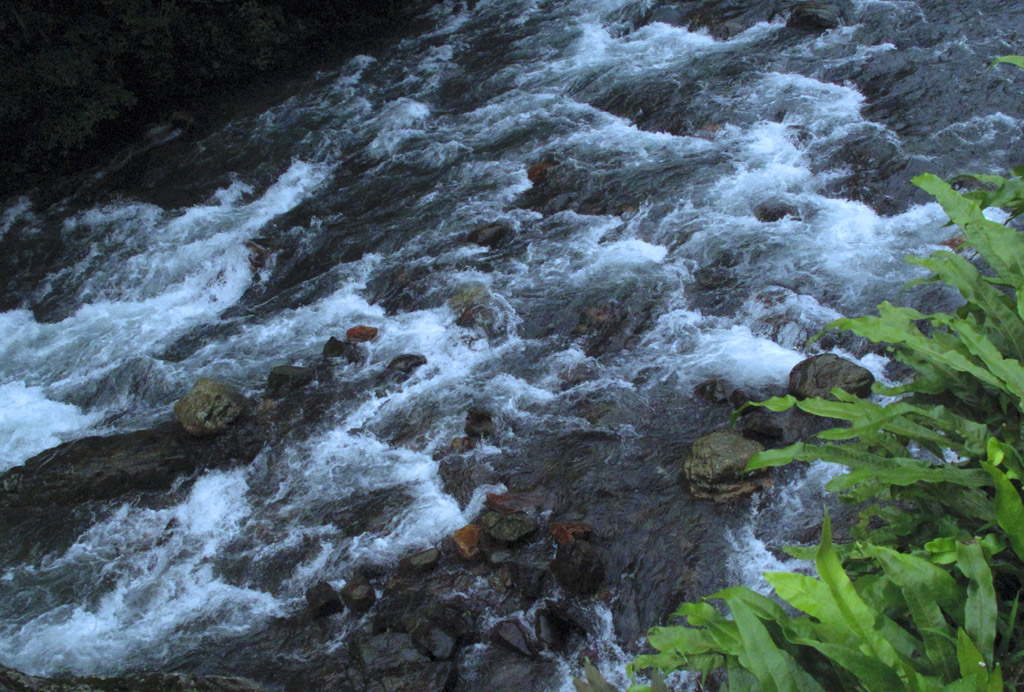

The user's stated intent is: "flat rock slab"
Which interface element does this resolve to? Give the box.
[0,663,270,692]
[0,421,265,511]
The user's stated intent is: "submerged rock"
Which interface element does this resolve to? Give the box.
[349,632,456,691]
[464,407,495,439]
[787,0,845,30]
[386,354,428,375]
[788,353,874,400]
[754,200,800,222]
[265,365,314,399]
[466,222,511,249]
[549,521,594,545]
[322,336,364,363]
[682,431,767,502]
[173,377,249,435]
[527,161,557,184]
[549,540,605,596]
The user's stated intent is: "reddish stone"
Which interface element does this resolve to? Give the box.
[527,161,556,184]
[346,325,379,343]
[549,521,594,545]
[484,492,547,514]
[454,524,483,560]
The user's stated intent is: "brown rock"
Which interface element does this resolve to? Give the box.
[484,492,547,514]
[347,325,379,343]
[527,161,556,184]
[453,524,483,560]
[341,574,377,613]
[449,437,478,453]
[549,521,594,545]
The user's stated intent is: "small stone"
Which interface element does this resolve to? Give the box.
[549,521,594,545]
[449,437,477,453]
[788,353,874,400]
[527,161,556,184]
[453,524,483,560]
[347,325,379,343]
[466,223,510,249]
[480,510,538,544]
[341,574,376,613]
[491,619,539,659]
[173,378,249,436]
[398,548,441,575]
[386,354,427,375]
[306,580,343,618]
[455,304,497,336]
[549,541,604,596]
[465,407,495,439]
[323,336,364,363]
[754,201,800,223]
[265,365,314,399]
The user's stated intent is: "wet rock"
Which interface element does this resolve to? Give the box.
[484,491,548,514]
[0,421,265,510]
[527,161,557,184]
[323,336,364,363]
[349,632,456,690]
[341,574,376,613]
[738,406,822,447]
[456,304,498,337]
[464,407,495,439]
[405,600,474,661]
[466,222,511,249]
[549,521,594,545]
[549,540,605,596]
[574,301,649,357]
[682,432,767,502]
[491,619,539,659]
[449,436,477,453]
[0,663,271,692]
[306,580,344,618]
[386,354,428,375]
[788,353,874,400]
[398,547,441,575]
[447,282,491,314]
[453,524,483,560]
[535,600,586,652]
[265,365,314,399]
[480,510,538,544]
[787,0,845,31]
[173,377,249,435]
[347,325,379,343]
[512,563,548,599]
[753,200,800,222]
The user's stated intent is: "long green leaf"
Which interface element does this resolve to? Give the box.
[980,460,1024,563]
[956,541,997,667]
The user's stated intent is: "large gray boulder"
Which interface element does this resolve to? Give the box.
[682,432,767,502]
[788,353,874,400]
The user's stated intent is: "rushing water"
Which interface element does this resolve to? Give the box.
[1,0,1023,689]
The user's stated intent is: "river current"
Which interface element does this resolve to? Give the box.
[1,1,1023,689]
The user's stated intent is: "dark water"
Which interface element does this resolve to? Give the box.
[1,1,1022,689]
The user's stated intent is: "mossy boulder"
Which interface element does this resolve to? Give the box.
[682,432,767,502]
[173,378,249,435]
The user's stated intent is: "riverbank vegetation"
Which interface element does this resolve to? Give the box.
[580,60,1024,692]
[0,0,431,197]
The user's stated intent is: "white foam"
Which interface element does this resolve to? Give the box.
[0,470,278,676]
[0,382,99,472]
